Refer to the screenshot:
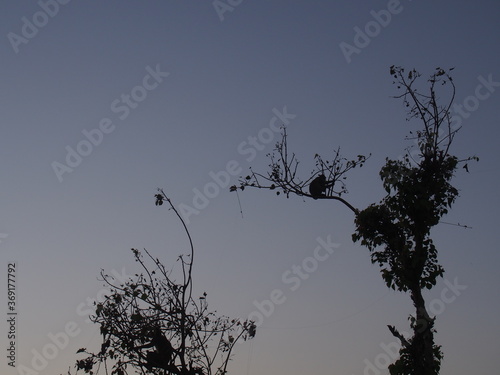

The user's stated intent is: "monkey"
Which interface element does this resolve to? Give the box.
[308,174,334,199]
[137,326,175,371]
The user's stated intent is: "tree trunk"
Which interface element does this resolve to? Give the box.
[410,287,438,375]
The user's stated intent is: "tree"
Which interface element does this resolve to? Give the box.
[231,66,477,375]
[69,190,256,375]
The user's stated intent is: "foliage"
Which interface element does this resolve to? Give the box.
[70,190,255,375]
[232,66,477,375]
[353,66,476,374]
[352,153,458,292]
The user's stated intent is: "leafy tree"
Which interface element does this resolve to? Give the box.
[69,190,256,375]
[231,66,477,375]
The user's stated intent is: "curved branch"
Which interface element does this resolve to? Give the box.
[317,195,359,215]
[233,128,367,216]
[388,325,410,348]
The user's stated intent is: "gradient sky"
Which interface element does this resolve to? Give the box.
[1,1,499,375]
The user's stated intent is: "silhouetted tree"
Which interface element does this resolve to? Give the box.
[231,66,477,375]
[69,190,255,375]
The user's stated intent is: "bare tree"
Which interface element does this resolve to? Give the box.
[230,127,369,213]
[69,190,256,375]
[231,67,477,375]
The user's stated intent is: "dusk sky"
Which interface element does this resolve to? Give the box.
[1,1,499,375]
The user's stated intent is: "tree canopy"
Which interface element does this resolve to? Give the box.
[231,66,477,375]
[69,191,255,375]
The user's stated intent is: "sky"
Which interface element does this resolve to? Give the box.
[1,1,499,374]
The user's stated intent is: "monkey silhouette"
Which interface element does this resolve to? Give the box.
[309,174,334,199]
[138,326,175,371]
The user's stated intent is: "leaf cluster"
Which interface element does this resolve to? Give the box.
[353,67,477,294]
